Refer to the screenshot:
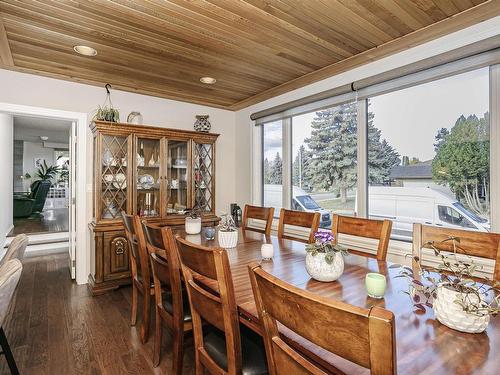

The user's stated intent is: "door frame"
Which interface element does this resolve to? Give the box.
[0,102,89,285]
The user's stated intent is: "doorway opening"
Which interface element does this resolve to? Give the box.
[10,115,72,239]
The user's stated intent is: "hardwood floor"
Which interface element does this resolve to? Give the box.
[0,252,195,374]
[9,209,69,236]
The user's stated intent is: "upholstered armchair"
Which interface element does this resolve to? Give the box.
[13,180,51,218]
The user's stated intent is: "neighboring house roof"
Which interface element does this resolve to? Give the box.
[389,160,432,179]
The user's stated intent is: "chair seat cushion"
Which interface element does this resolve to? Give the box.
[162,290,192,322]
[203,324,268,375]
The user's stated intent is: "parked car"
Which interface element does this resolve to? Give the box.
[264,185,332,228]
[368,186,490,241]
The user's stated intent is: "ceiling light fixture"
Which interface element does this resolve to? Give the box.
[200,76,216,84]
[73,45,97,56]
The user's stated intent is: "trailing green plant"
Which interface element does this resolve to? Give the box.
[392,236,500,317]
[93,106,120,122]
[218,213,237,232]
[92,83,120,123]
[305,231,348,265]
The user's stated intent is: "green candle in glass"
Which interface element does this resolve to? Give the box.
[365,273,387,299]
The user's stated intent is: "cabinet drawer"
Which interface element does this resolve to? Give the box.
[103,231,130,281]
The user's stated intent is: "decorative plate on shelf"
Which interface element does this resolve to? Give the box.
[103,174,114,184]
[138,174,154,189]
[113,173,127,189]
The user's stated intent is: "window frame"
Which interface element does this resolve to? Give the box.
[254,62,500,250]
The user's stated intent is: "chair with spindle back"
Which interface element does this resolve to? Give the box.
[277,209,320,244]
[142,223,192,373]
[413,223,500,282]
[249,262,397,375]
[332,214,392,261]
[241,205,275,236]
[121,212,153,343]
[174,236,268,375]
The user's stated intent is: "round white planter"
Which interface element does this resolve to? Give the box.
[433,285,490,334]
[305,252,344,282]
[185,217,202,235]
[218,230,238,249]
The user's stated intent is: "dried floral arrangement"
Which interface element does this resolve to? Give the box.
[305,231,349,265]
[391,236,499,317]
[218,213,237,232]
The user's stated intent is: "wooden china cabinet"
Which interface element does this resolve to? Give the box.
[88,121,219,295]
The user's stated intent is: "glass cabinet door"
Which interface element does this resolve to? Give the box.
[136,137,161,217]
[100,134,129,220]
[193,142,214,212]
[167,141,189,214]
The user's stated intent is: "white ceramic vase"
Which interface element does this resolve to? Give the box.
[185,217,202,235]
[305,252,344,282]
[433,285,490,333]
[218,230,238,249]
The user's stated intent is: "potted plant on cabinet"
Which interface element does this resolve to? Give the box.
[393,237,500,333]
[218,214,238,249]
[305,231,348,282]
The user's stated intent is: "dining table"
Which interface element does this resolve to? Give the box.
[174,227,499,375]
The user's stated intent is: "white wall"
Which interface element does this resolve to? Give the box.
[234,16,500,206]
[22,141,55,190]
[0,69,237,223]
[0,113,13,247]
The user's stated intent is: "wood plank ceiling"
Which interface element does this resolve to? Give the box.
[0,0,499,110]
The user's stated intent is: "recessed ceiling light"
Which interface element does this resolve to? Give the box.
[73,45,97,56]
[200,76,216,84]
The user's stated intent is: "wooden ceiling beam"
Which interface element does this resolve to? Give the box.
[0,13,13,66]
[229,0,500,110]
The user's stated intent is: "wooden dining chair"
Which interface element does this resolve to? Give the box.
[142,223,192,373]
[174,236,268,375]
[121,212,153,343]
[0,259,23,375]
[0,234,28,268]
[249,263,396,375]
[332,214,392,261]
[413,223,500,281]
[277,209,320,243]
[241,205,275,236]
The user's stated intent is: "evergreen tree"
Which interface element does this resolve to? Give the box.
[432,113,490,215]
[367,112,400,184]
[269,152,283,184]
[292,145,312,191]
[263,157,271,184]
[434,127,450,152]
[305,103,358,202]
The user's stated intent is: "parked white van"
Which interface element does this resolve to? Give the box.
[264,184,332,228]
[368,186,490,241]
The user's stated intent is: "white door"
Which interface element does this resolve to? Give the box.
[68,122,77,279]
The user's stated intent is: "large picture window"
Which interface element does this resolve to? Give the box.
[262,120,283,213]
[258,65,497,243]
[291,103,358,228]
[368,68,490,241]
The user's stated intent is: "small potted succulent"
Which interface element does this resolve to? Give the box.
[185,208,202,235]
[393,237,499,333]
[218,213,238,249]
[305,231,348,282]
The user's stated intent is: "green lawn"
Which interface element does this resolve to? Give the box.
[317,197,355,211]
